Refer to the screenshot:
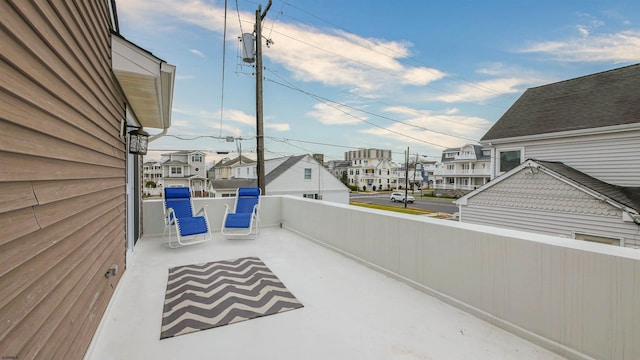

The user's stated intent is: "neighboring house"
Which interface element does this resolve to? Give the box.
[0,2,175,359]
[143,160,163,196]
[160,150,207,196]
[457,159,640,247]
[457,64,640,247]
[345,148,399,191]
[143,160,163,186]
[433,144,491,190]
[208,155,255,180]
[207,154,350,203]
[325,159,351,182]
[418,161,438,188]
[396,164,423,190]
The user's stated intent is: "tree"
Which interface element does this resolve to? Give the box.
[145,180,156,188]
[340,171,348,185]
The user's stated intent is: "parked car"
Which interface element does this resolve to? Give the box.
[390,192,415,203]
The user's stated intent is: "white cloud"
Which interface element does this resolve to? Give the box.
[117,0,446,92]
[348,105,492,152]
[266,123,290,132]
[307,103,362,125]
[435,77,525,103]
[266,25,446,91]
[519,30,640,63]
[223,109,255,126]
[189,49,205,57]
[359,109,491,150]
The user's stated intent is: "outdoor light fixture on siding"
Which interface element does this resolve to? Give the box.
[128,128,149,155]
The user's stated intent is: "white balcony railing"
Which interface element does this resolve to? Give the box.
[142,196,640,360]
[433,169,491,176]
[433,184,478,191]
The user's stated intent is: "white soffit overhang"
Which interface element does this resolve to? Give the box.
[111,34,176,130]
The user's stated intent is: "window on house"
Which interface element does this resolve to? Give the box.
[447,164,454,170]
[356,170,360,175]
[304,168,312,180]
[191,154,203,162]
[499,150,522,172]
[574,233,621,246]
[171,167,182,175]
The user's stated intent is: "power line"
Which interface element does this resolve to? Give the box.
[265,68,480,142]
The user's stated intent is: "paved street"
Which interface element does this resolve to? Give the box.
[350,192,459,214]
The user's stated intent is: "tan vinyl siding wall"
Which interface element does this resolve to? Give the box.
[0,1,126,359]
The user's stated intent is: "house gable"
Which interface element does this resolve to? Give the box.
[457,159,640,247]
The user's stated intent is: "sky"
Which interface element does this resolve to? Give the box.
[116,0,640,165]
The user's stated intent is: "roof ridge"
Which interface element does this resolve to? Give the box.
[528,62,640,90]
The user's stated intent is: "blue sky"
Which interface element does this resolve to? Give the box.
[117,0,640,164]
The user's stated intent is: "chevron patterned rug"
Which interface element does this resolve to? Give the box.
[160,256,304,339]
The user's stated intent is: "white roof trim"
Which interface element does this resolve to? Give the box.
[481,123,640,145]
[111,34,176,130]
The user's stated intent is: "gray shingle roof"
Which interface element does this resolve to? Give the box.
[440,145,489,162]
[265,155,306,184]
[481,63,640,141]
[534,159,640,212]
[208,179,256,189]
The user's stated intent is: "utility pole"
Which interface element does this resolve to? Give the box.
[412,152,418,194]
[404,147,409,208]
[255,0,271,195]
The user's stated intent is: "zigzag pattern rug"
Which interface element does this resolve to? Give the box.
[160,256,304,339]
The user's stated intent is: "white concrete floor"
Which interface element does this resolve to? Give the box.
[85,228,565,360]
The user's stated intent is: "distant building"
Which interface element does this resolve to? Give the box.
[207,154,350,203]
[208,155,255,180]
[345,148,399,191]
[433,144,491,191]
[160,150,207,196]
[325,160,351,182]
[143,160,163,185]
[143,160,163,196]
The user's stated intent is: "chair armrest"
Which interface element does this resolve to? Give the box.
[165,207,176,224]
[194,204,208,216]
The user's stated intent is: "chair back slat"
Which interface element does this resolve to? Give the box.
[164,187,194,218]
[234,187,260,213]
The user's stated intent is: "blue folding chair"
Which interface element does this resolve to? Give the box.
[163,187,212,248]
[221,187,261,238]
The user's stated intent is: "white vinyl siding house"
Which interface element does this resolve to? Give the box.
[345,148,399,191]
[160,151,207,196]
[434,144,491,190]
[490,130,640,186]
[458,161,640,248]
[459,64,640,248]
[208,154,350,203]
